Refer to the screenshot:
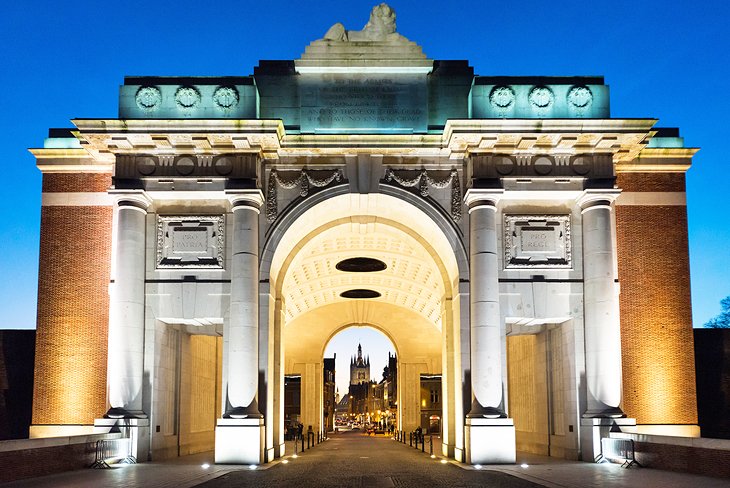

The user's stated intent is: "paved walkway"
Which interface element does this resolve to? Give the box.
[3,431,728,488]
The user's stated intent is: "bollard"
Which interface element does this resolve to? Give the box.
[409,432,413,447]
[295,434,299,455]
[301,433,305,452]
[421,434,425,452]
[429,434,433,455]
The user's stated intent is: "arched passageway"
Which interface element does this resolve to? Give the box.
[261,189,469,461]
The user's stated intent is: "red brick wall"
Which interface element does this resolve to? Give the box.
[633,441,730,479]
[0,440,98,483]
[42,173,111,193]
[32,173,112,426]
[615,172,697,425]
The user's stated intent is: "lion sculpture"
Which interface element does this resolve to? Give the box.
[323,3,407,42]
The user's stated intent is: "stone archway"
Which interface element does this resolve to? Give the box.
[260,187,469,461]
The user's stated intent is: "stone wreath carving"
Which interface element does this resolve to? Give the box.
[266,169,344,222]
[384,168,462,222]
[135,86,161,112]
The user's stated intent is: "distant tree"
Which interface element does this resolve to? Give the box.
[705,296,730,328]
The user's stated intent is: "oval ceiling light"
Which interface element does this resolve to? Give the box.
[335,257,387,272]
[340,289,381,299]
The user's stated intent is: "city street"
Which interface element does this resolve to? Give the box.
[196,430,540,488]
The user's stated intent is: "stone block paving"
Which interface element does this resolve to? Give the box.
[197,432,540,488]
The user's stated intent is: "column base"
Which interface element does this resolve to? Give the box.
[94,417,150,462]
[275,441,286,458]
[465,417,516,464]
[580,417,636,462]
[215,417,264,464]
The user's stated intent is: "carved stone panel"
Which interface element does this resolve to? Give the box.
[156,216,224,268]
[504,215,571,268]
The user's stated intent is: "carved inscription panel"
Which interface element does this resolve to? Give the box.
[504,215,571,268]
[299,73,428,133]
[156,216,224,268]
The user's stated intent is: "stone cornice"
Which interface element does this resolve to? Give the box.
[445,119,658,163]
[30,148,114,173]
[32,118,696,171]
[615,147,698,173]
[70,119,285,160]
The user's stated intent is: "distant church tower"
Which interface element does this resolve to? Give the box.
[349,343,370,385]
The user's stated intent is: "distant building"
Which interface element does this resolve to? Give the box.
[350,344,370,385]
[284,375,301,433]
[323,355,336,432]
[420,375,442,434]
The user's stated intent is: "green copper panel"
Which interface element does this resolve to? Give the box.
[119,77,256,119]
[470,79,610,119]
[298,73,428,134]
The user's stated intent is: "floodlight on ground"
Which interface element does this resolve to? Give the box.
[282,459,289,464]
[249,465,257,470]
[521,463,529,468]
[201,463,210,469]
[440,459,448,464]
[474,464,482,469]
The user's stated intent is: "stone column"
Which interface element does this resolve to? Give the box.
[463,190,515,464]
[224,195,262,417]
[106,194,150,418]
[216,191,265,465]
[95,193,151,463]
[467,197,504,417]
[579,191,624,417]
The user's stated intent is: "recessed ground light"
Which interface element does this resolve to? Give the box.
[336,257,387,272]
[340,289,381,299]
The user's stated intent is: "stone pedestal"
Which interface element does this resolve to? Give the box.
[465,417,516,464]
[215,418,265,464]
[94,417,150,462]
[580,417,636,462]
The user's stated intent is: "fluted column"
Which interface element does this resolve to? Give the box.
[106,194,150,418]
[224,192,263,418]
[579,191,624,417]
[465,192,504,418]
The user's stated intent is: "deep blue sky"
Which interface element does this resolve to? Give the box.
[1,0,728,342]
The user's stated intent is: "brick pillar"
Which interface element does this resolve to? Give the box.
[615,172,698,426]
[32,173,113,432]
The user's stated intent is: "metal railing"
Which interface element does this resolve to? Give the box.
[595,438,641,468]
[90,438,136,469]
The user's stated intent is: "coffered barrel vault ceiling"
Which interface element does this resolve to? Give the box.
[281,221,445,328]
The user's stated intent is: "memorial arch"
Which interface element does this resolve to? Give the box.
[28,3,700,468]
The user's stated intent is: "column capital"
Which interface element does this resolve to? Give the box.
[226,189,265,211]
[464,188,504,211]
[577,189,621,211]
[108,190,152,211]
